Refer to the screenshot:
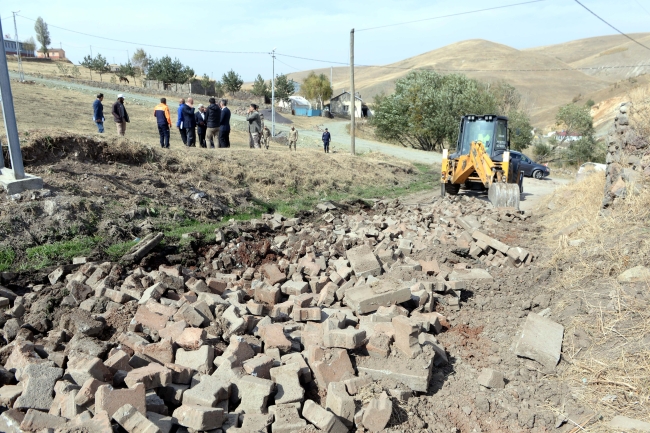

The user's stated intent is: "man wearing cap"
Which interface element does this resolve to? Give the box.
[195,104,208,148]
[154,97,172,149]
[322,128,331,153]
[112,94,130,136]
[93,93,104,133]
[288,126,298,151]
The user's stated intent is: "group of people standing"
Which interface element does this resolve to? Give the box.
[93,93,130,136]
[93,93,332,152]
[167,97,231,149]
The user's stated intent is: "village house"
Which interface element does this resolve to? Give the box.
[329,91,370,118]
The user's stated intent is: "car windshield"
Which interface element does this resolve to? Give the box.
[459,120,493,155]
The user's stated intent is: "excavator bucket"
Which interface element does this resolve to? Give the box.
[488,183,520,209]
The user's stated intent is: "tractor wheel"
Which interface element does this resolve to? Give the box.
[444,183,461,195]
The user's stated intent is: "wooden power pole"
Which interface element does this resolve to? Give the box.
[350,29,355,156]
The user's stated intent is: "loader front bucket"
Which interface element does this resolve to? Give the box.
[488,183,520,210]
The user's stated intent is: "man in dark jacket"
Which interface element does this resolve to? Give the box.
[112,94,129,136]
[93,93,104,133]
[176,98,187,145]
[182,98,197,147]
[322,128,331,153]
[219,99,231,148]
[154,97,172,149]
[206,98,221,149]
[195,104,208,148]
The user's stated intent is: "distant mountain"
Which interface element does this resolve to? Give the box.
[286,34,650,130]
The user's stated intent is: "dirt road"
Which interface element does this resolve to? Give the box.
[403,176,572,212]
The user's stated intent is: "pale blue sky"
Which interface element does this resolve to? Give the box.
[1,0,649,81]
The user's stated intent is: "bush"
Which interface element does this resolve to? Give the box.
[0,247,15,272]
[566,137,606,166]
[533,142,553,162]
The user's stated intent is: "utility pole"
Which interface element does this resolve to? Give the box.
[88,46,93,80]
[271,48,276,137]
[12,11,24,82]
[0,25,43,193]
[350,29,355,155]
[330,66,333,90]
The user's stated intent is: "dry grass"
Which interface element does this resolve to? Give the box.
[537,172,650,428]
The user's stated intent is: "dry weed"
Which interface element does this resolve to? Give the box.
[537,173,650,426]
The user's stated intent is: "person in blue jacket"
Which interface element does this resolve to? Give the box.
[93,93,104,133]
[176,98,187,145]
[322,128,331,153]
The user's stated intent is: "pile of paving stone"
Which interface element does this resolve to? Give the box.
[0,195,536,433]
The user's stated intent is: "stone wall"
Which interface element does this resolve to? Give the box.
[602,102,649,208]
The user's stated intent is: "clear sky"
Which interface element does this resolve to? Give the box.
[1,0,649,81]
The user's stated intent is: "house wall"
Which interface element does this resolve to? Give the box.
[330,93,363,118]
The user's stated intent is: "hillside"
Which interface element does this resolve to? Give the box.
[287,34,650,130]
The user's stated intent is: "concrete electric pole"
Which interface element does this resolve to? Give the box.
[350,29,355,156]
[12,11,24,82]
[271,48,276,137]
[0,24,43,193]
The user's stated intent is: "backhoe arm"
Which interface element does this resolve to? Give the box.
[468,141,495,188]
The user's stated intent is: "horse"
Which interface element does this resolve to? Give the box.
[119,76,130,84]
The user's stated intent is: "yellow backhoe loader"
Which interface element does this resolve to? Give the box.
[441,114,522,209]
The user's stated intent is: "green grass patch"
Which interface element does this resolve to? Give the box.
[106,240,139,261]
[0,247,15,272]
[24,236,102,270]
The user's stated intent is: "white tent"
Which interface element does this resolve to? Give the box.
[278,96,311,110]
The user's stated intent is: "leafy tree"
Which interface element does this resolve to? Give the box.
[488,81,521,114]
[251,74,269,98]
[371,71,497,151]
[118,62,136,84]
[22,37,36,53]
[34,17,51,57]
[71,66,81,79]
[213,81,224,98]
[92,54,110,82]
[555,103,594,146]
[506,109,533,151]
[81,55,94,80]
[222,70,243,94]
[131,49,150,74]
[301,72,332,110]
[566,136,605,165]
[147,56,194,86]
[199,74,212,95]
[274,74,296,103]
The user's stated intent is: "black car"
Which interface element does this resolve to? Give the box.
[510,151,550,179]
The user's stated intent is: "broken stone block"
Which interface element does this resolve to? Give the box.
[293,307,322,322]
[0,384,23,407]
[254,283,281,306]
[472,230,510,254]
[477,368,505,389]
[270,363,304,404]
[95,383,146,418]
[124,363,172,389]
[221,338,255,367]
[175,345,214,375]
[13,362,63,410]
[356,353,432,392]
[182,374,229,407]
[135,339,174,365]
[347,245,382,277]
[324,326,366,350]
[362,392,392,432]
[281,353,312,383]
[281,280,309,296]
[159,320,187,342]
[173,303,208,328]
[104,350,132,374]
[448,268,493,281]
[236,375,274,414]
[164,363,194,385]
[261,263,287,286]
[175,328,206,350]
[139,283,166,305]
[307,346,355,390]
[134,305,169,332]
[243,354,274,379]
[326,381,355,427]
[515,313,564,370]
[302,399,348,433]
[345,281,411,314]
[366,333,392,358]
[391,316,422,358]
[259,323,292,353]
[74,378,105,406]
[113,403,162,433]
[20,409,68,431]
[272,403,308,433]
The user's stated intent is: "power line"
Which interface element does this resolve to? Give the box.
[16,14,269,55]
[275,57,301,71]
[357,0,548,32]
[573,0,650,51]
[276,53,348,65]
[633,0,650,16]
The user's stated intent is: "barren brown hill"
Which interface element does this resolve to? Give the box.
[526,33,650,81]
